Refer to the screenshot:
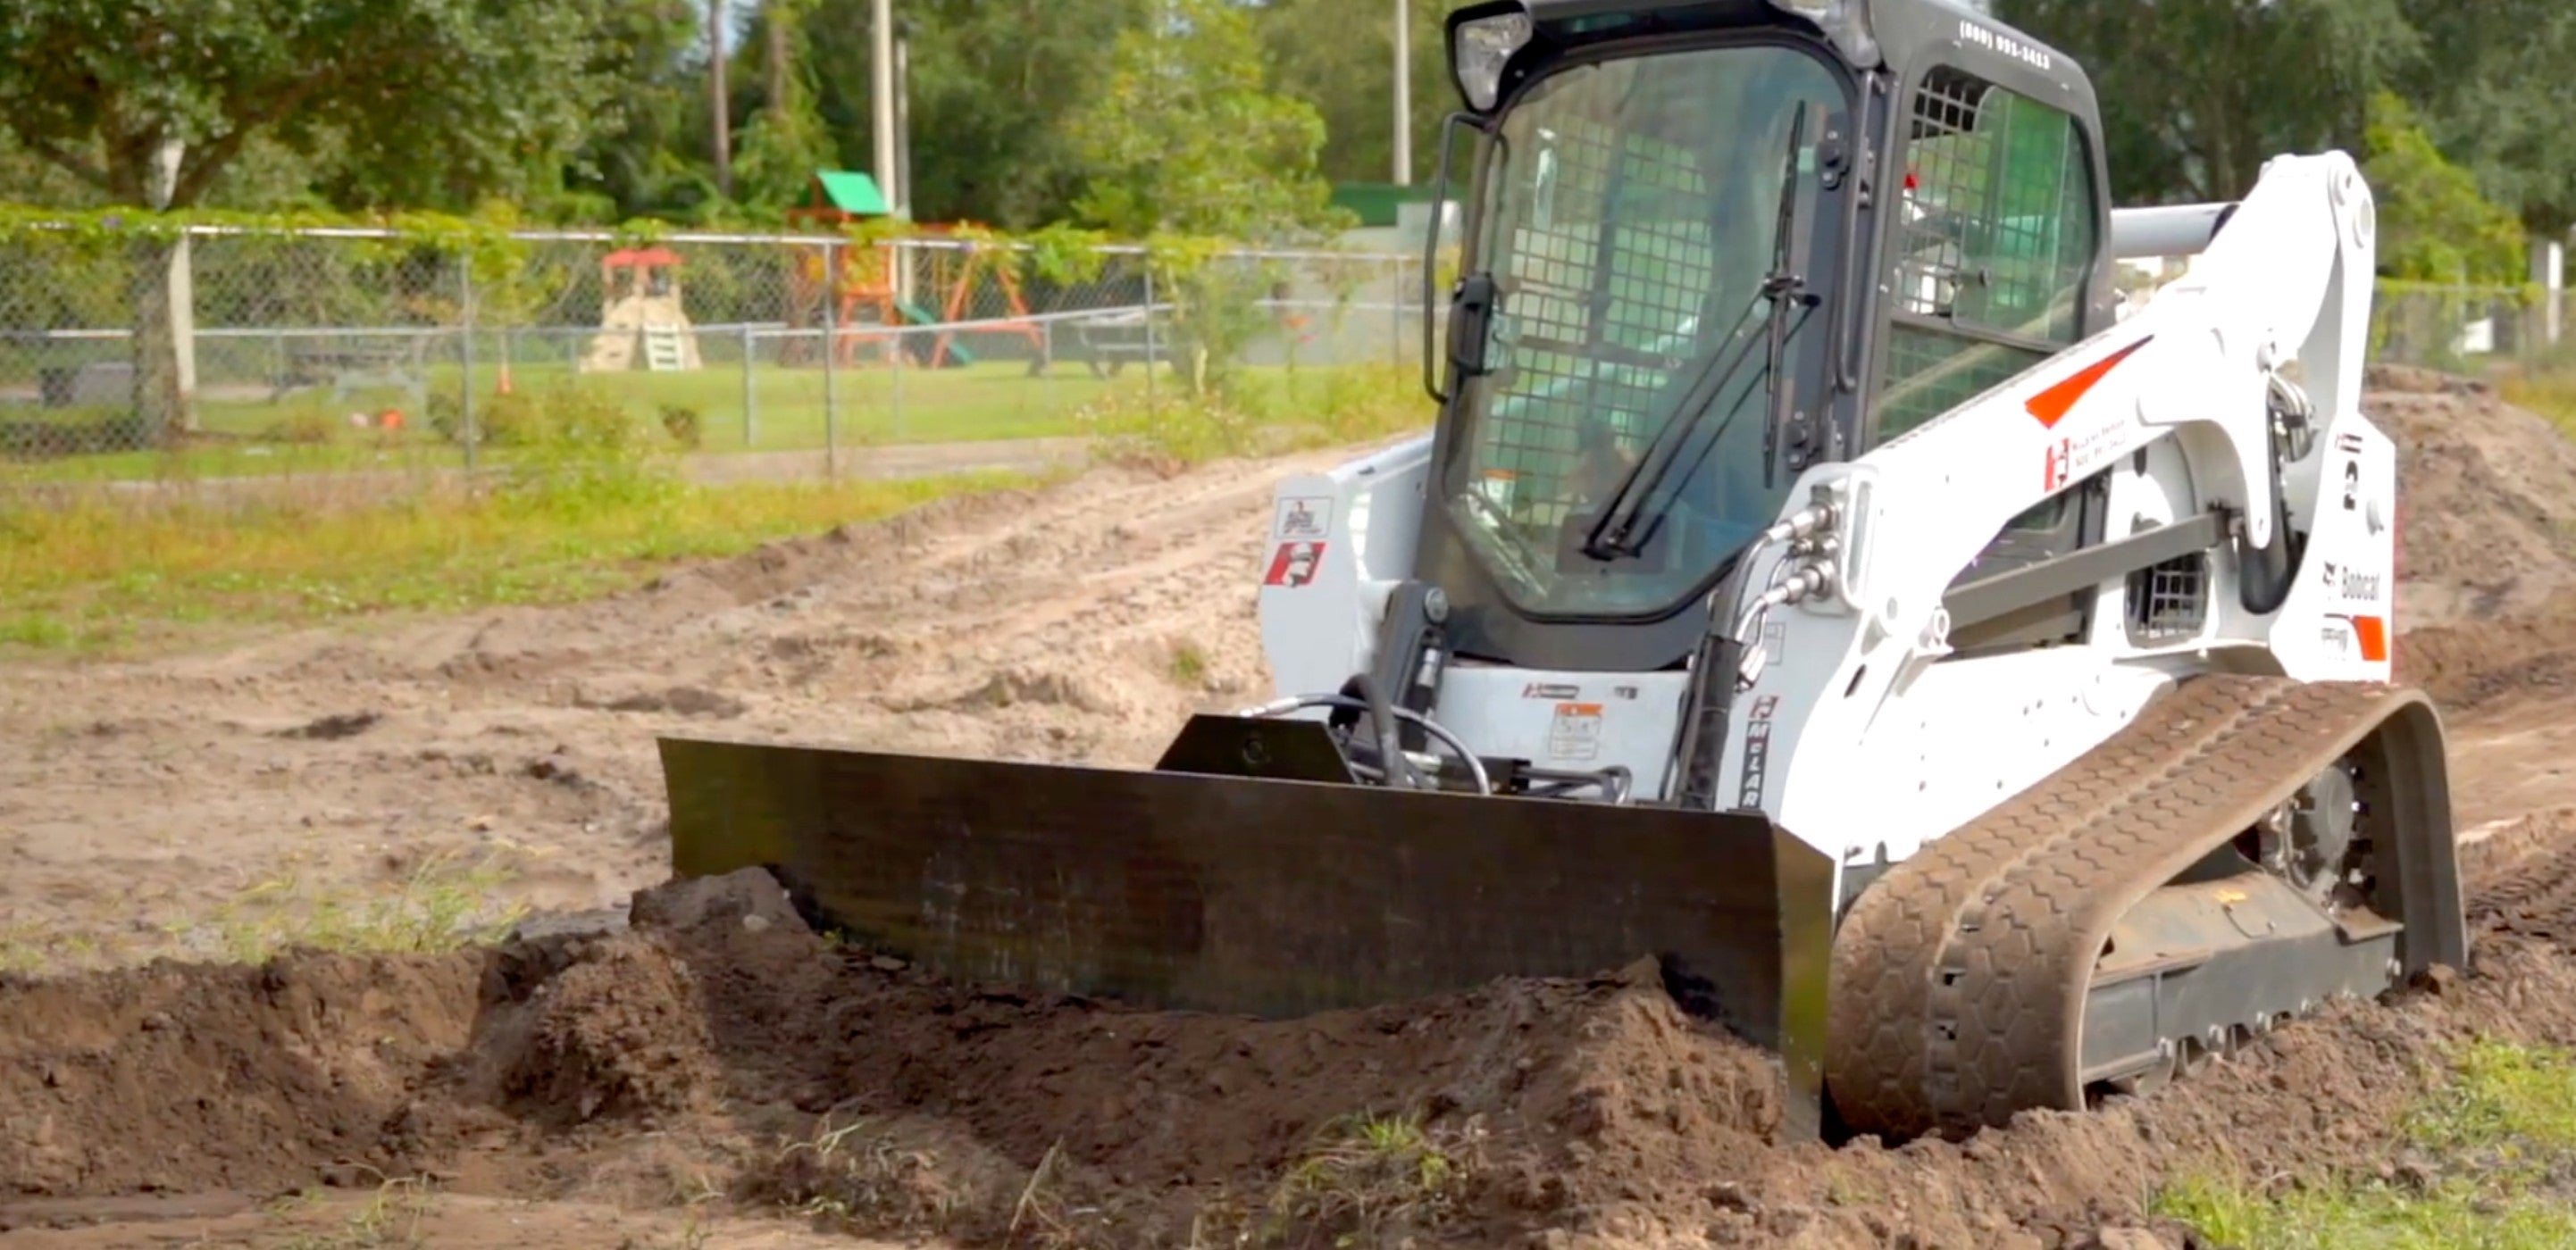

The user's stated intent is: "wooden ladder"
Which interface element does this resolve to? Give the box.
[641,323,686,372]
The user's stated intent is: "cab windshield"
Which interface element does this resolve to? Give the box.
[1443,41,1846,618]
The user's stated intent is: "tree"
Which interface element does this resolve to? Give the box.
[1252,0,1485,188]
[728,0,837,214]
[2361,93,2523,285]
[0,0,619,430]
[560,0,718,223]
[1995,0,2421,204]
[792,0,1155,229]
[2392,0,2576,238]
[1065,0,1338,240]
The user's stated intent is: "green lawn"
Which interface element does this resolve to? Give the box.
[0,357,1398,484]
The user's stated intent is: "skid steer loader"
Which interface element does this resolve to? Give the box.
[660,0,2469,1143]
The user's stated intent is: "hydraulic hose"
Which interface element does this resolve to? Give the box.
[1342,671,1425,790]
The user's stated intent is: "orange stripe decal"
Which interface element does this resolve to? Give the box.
[2351,614,2388,663]
[2025,336,2155,429]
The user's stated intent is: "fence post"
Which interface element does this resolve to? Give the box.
[824,238,840,480]
[1391,256,1404,368]
[1143,260,1158,416]
[741,323,757,448]
[460,258,477,478]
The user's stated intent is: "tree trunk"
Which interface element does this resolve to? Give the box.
[710,0,732,197]
[126,235,196,446]
[767,1,789,108]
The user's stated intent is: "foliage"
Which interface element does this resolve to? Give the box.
[1065,0,1346,243]
[5,0,2575,264]
[1998,0,2423,204]
[728,0,840,217]
[2392,0,2576,237]
[1254,0,1476,187]
[0,454,1044,654]
[0,0,618,214]
[2155,1038,2576,1250]
[1077,361,1431,475]
[2363,93,2526,284]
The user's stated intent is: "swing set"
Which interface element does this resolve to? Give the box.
[781,171,1051,373]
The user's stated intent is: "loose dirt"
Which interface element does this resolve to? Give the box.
[5,375,2576,1248]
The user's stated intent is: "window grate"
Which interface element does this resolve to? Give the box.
[2127,552,2209,644]
[1476,105,1716,534]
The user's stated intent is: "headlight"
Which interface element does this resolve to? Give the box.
[1450,7,1535,112]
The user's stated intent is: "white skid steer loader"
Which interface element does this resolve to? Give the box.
[659,0,2469,1143]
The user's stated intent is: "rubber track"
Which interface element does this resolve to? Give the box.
[1824,673,2433,1140]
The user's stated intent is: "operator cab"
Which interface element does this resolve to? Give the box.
[1416,0,2117,673]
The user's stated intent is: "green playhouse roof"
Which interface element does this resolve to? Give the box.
[814,170,890,216]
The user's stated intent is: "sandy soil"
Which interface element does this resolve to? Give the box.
[4,365,2576,1248]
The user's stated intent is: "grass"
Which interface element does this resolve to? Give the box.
[229,1177,442,1250]
[0,362,1426,655]
[1167,639,1209,688]
[165,849,533,966]
[2497,371,2576,440]
[2154,1038,2576,1249]
[0,461,1042,654]
[0,355,1421,484]
[1262,1110,1483,1248]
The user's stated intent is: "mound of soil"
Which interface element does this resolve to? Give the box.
[11,831,2576,1250]
[0,954,482,1196]
[2368,363,2576,629]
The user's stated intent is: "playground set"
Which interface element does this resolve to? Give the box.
[572,171,1323,381]
[579,246,704,374]
[780,171,1056,373]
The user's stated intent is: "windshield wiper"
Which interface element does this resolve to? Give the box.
[1584,102,1823,562]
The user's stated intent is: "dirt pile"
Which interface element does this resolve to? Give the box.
[2367,363,2576,629]
[9,827,2576,1249]
[0,954,482,1196]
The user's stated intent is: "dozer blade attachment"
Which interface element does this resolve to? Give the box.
[658,714,1837,1136]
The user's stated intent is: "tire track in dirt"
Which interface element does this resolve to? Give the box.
[8,369,2576,1247]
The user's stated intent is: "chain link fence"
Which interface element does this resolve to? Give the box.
[0,226,1436,504]
[6,221,2571,506]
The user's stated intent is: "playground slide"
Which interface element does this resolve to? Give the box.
[894,298,974,368]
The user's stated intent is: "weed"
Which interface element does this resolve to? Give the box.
[2497,371,2576,441]
[0,469,1033,654]
[1075,361,1429,476]
[1077,386,1261,475]
[660,403,706,449]
[2154,1038,2576,1249]
[1264,1110,1484,1248]
[1167,639,1209,688]
[2155,1167,2576,1250]
[191,849,531,965]
[262,1176,440,1250]
[751,1112,987,1239]
[0,921,119,978]
[2405,1038,2576,1184]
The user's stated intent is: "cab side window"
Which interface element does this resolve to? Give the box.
[1878,65,2099,440]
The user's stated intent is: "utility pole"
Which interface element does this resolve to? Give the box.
[1393,0,1412,186]
[709,0,732,197]
[895,31,913,220]
[872,0,898,214]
